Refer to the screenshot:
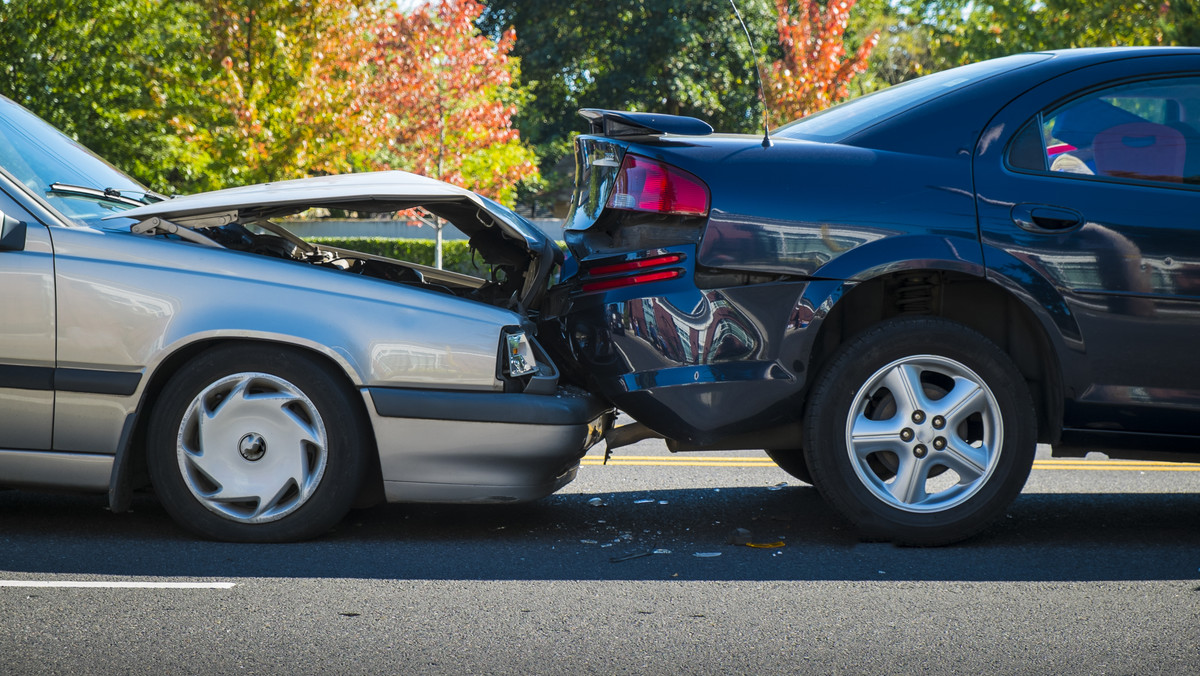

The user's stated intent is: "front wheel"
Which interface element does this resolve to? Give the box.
[802,317,1036,545]
[147,345,368,542]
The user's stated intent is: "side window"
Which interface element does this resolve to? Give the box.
[1008,76,1200,187]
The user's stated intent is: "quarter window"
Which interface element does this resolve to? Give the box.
[1009,76,1200,187]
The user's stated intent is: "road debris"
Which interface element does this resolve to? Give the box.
[633,499,655,504]
[746,541,786,549]
[610,551,653,563]
[728,528,753,545]
[587,497,605,507]
[693,552,722,558]
[766,482,788,491]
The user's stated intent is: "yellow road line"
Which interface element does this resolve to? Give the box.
[581,456,1200,472]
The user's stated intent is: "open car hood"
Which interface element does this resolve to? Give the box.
[110,171,562,314]
[111,170,551,252]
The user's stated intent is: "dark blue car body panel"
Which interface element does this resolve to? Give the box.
[550,48,1200,454]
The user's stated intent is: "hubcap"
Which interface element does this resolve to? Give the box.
[176,372,328,524]
[844,355,1003,513]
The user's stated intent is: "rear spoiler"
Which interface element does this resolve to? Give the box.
[579,109,713,138]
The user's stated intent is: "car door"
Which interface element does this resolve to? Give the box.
[974,54,1200,437]
[0,187,55,450]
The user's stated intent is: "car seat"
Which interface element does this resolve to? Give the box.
[1093,122,1186,183]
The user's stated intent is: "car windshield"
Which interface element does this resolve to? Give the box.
[0,96,156,229]
[773,53,1053,143]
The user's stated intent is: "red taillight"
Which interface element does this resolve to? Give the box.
[587,253,684,277]
[606,154,709,216]
[581,269,683,293]
[581,252,687,293]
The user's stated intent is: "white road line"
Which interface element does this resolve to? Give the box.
[0,580,236,589]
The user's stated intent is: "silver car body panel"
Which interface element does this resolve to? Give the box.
[0,450,112,491]
[45,223,528,455]
[112,171,549,252]
[364,394,604,504]
[0,221,54,450]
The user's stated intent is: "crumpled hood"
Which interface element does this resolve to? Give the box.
[111,170,550,252]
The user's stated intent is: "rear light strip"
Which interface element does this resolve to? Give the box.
[587,253,684,277]
[581,252,686,293]
[581,269,683,293]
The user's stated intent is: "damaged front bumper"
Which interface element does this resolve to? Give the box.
[363,385,613,503]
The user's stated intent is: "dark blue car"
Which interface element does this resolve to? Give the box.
[545,47,1200,544]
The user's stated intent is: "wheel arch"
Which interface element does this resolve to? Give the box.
[108,337,383,513]
[807,268,1065,445]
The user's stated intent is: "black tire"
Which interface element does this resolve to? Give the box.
[764,448,813,484]
[147,344,368,542]
[801,317,1036,545]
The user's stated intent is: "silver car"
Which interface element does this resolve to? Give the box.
[0,95,612,542]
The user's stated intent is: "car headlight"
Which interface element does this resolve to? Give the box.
[504,330,538,378]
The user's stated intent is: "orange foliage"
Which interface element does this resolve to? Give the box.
[764,0,879,124]
[363,0,538,202]
[172,0,536,203]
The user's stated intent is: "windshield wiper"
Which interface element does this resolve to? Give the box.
[47,182,165,207]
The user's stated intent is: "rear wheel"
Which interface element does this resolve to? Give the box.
[147,344,368,542]
[802,317,1036,545]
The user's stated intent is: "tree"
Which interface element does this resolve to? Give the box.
[1164,0,1200,45]
[0,0,214,192]
[364,0,538,205]
[903,0,1166,71]
[479,0,778,213]
[169,0,380,191]
[764,0,879,123]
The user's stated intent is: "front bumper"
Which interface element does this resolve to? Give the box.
[363,385,612,503]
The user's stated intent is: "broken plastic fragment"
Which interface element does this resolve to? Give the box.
[653,549,671,555]
[580,539,598,544]
[587,497,605,507]
[728,528,753,545]
[767,482,788,491]
[693,552,722,558]
[634,499,655,504]
[746,541,786,549]
[657,500,668,505]
[610,551,654,563]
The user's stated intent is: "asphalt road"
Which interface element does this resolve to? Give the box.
[2,439,1199,675]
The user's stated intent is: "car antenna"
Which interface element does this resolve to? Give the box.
[729,0,772,148]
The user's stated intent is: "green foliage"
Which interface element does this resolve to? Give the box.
[897,0,1166,71]
[478,0,779,185]
[169,0,381,191]
[306,237,489,276]
[1164,0,1200,46]
[0,0,540,203]
[0,0,215,192]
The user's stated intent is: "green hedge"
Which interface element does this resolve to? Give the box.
[307,237,568,278]
[306,237,486,276]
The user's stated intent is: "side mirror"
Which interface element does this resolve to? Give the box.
[0,212,27,251]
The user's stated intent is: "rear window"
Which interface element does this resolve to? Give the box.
[773,53,1053,143]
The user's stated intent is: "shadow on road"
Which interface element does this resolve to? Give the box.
[2,486,1198,582]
